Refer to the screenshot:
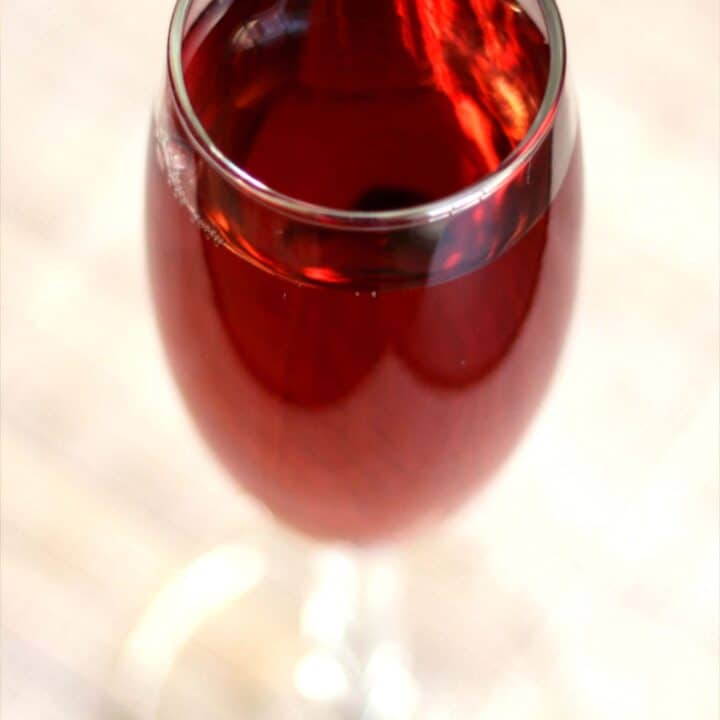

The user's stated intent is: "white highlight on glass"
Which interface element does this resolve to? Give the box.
[366,642,419,719]
[301,550,357,645]
[115,544,265,719]
[294,650,351,703]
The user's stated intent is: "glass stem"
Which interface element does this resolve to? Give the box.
[298,546,418,719]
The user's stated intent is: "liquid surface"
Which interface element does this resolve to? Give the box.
[147,0,581,541]
[184,0,549,209]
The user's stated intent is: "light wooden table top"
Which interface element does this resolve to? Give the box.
[2,1,718,718]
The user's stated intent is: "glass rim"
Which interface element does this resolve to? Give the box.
[167,0,567,230]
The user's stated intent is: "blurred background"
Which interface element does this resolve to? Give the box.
[2,1,718,718]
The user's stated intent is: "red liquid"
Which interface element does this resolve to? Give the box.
[147,0,582,541]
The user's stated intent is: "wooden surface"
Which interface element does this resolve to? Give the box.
[2,1,719,718]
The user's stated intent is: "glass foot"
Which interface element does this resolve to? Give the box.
[111,533,555,719]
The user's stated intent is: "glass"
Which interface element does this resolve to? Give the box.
[131,0,582,716]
